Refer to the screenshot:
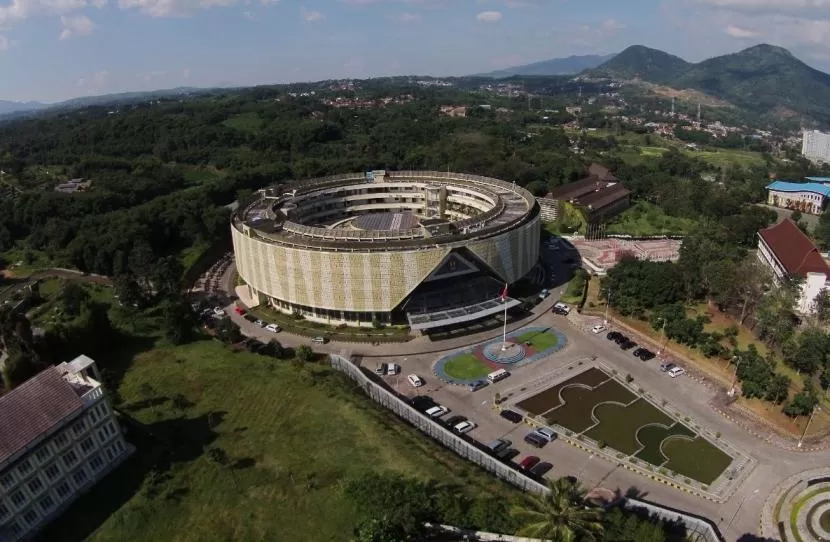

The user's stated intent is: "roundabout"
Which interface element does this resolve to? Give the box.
[433,326,567,385]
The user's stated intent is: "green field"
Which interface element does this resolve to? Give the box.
[41,341,518,541]
[585,399,674,455]
[221,112,263,133]
[443,353,491,380]
[515,329,560,351]
[560,271,587,304]
[606,202,698,236]
[544,380,635,433]
[662,437,733,485]
[634,423,695,466]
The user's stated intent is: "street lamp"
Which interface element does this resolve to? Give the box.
[603,288,612,325]
[723,489,760,535]
[655,317,668,357]
[798,405,820,448]
[728,355,742,398]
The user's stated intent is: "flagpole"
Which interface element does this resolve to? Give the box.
[501,282,509,351]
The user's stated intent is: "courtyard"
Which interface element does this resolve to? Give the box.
[515,367,733,485]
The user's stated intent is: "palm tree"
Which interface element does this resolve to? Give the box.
[510,477,604,542]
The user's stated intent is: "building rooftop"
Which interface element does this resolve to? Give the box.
[766,181,830,198]
[0,367,85,467]
[544,164,628,211]
[758,218,830,277]
[578,183,631,210]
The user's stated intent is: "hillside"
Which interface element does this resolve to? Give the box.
[588,45,690,85]
[588,43,830,123]
[478,54,615,78]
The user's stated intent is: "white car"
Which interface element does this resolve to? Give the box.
[212,307,226,317]
[386,363,400,375]
[425,405,449,418]
[407,374,424,388]
[533,427,557,442]
[453,420,477,434]
[591,324,606,334]
[254,319,266,328]
[265,323,281,333]
[538,289,550,300]
[553,302,571,315]
[668,367,686,378]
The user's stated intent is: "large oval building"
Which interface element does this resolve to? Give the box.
[231,170,541,330]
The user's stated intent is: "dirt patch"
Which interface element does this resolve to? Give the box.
[634,81,730,108]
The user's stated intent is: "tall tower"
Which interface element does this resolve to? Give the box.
[671,97,675,117]
[697,103,701,125]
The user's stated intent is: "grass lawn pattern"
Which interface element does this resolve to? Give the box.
[633,423,696,465]
[515,330,559,351]
[662,437,733,485]
[544,380,635,433]
[516,367,610,415]
[442,353,492,380]
[584,399,673,455]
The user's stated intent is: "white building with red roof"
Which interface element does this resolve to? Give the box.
[0,355,131,541]
[757,218,830,313]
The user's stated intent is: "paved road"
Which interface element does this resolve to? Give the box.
[212,252,830,541]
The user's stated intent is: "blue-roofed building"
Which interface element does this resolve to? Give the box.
[765,180,830,215]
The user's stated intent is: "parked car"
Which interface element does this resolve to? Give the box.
[639,350,656,361]
[518,456,540,471]
[265,323,281,333]
[620,340,636,351]
[407,374,424,388]
[495,447,517,460]
[528,461,553,477]
[660,362,676,372]
[425,405,449,418]
[386,363,400,375]
[469,380,488,392]
[668,367,686,378]
[243,313,257,323]
[613,334,628,344]
[499,409,523,424]
[453,420,477,434]
[553,302,571,315]
[410,395,436,411]
[375,362,388,376]
[254,319,266,328]
[607,331,621,341]
[310,336,327,344]
[523,432,547,449]
[533,428,556,442]
[591,324,606,334]
[445,415,466,428]
[538,289,550,300]
[485,439,511,454]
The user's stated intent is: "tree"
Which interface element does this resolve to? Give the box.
[296,345,314,362]
[819,209,830,249]
[510,477,604,541]
[59,282,90,318]
[161,299,195,345]
[784,387,818,417]
[351,517,408,542]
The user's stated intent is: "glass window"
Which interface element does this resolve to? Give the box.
[0,502,9,521]
[8,521,22,536]
[52,432,69,450]
[55,482,71,499]
[88,409,99,424]
[115,440,124,453]
[89,455,104,471]
[17,459,32,476]
[34,447,51,464]
[80,437,95,454]
[43,463,61,482]
[39,495,55,513]
[62,450,78,469]
[27,476,44,495]
[10,490,26,507]
[72,468,88,486]
[0,472,15,490]
[105,447,114,461]
[22,507,38,526]
[72,419,87,437]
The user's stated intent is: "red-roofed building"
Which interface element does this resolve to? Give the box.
[0,356,131,541]
[757,218,830,313]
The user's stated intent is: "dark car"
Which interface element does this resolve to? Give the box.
[243,313,258,323]
[499,409,523,424]
[496,447,519,461]
[620,340,637,351]
[641,351,656,361]
[410,396,436,412]
[613,334,628,344]
[632,347,644,357]
[469,380,488,392]
[528,461,553,477]
[523,432,548,449]
[660,361,676,372]
[445,415,467,428]
[606,331,621,341]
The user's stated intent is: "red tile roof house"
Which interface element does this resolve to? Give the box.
[757,218,830,313]
[0,356,132,541]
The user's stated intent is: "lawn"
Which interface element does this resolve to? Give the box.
[221,112,263,133]
[662,437,732,485]
[584,399,673,455]
[41,341,519,541]
[606,202,698,236]
[634,423,695,466]
[544,380,635,433]
[560,271,587,304]
[249,305,412,342]
[442,353,492,380]
[515,329,560,351]
[516,368,610,415]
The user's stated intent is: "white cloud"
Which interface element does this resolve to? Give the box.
[725,24,759,38]
[389,11,420,23]
[0,0,104,27]
[476,10,502,23]
[601,18,625,31]
[301,6,322,21]
[117,0,236,17]
[59,14,94,39]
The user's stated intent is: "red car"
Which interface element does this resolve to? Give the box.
[518,456,540,471]
[234,306,246,315]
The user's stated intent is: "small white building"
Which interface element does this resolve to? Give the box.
[803,129,830,163]
[0,355,132,541]
[757,218,830,314]
[765,179,830,215]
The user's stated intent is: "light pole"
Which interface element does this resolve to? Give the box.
[728,355,743,398]
[798,405,820,448]
[723,489,759,535]
[603,288,612,325]
[655,317,668,356]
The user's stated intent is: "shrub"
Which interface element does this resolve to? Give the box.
[684,478,691,485]
[625,374,634,383]
[715,432,721,439]
[597,440,607,449]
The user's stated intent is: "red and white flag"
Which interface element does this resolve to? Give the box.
[499,283,509,302]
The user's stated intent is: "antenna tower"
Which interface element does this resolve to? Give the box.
[671,97,675,117]
[697,103,701,125]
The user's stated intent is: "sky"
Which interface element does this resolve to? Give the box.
[1,0,830,103]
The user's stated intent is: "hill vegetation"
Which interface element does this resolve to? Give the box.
[479,54,615,78]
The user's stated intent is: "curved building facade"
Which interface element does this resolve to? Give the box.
[231,170,541,328]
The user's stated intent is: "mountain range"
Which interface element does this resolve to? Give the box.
[477,54,615,78]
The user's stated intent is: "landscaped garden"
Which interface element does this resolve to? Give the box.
[434,327,568,385]
[514,368,733,485]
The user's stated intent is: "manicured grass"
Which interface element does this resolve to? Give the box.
[42,341,519,541]
[515,330,559,351]
[634,423,696,465]
[560,271,587,304]
[443,353,492,380]
[221,112,263,133]
[544,380,635,433]
[584,399,673,455]
[606,202,698,236]
[249,305,411,342]
[516,368,610,415]
[662,437,732,485]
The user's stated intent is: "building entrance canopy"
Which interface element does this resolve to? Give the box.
[407,297,522,331]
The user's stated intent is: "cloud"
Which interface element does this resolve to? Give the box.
[725,24,759,38]
[59,14,94,39]
[388,11,420,23]
[301,6,322,21]
[0,0,105,27]
[701,0,830,12]
[476,10,502,23]
[117,0,236,17]
[601,18,625,31]
[0,35,7,51]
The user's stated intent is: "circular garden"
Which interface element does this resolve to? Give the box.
[433,327,567,385]
[766,469,830,541]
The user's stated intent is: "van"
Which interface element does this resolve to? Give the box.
[386,363,400,375]
[407,374,424,388]
[487,369,510,383]
[668,367,686,378]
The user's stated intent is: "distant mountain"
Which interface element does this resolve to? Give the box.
[587,45,690,84]
[478,54,616,78]
[0,100,48,116]
[586,43,830,123]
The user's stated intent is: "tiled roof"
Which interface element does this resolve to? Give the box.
[578,183,631,210]
[0,367,84,467]
[546,176,613,201]
[758,218,830,277]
